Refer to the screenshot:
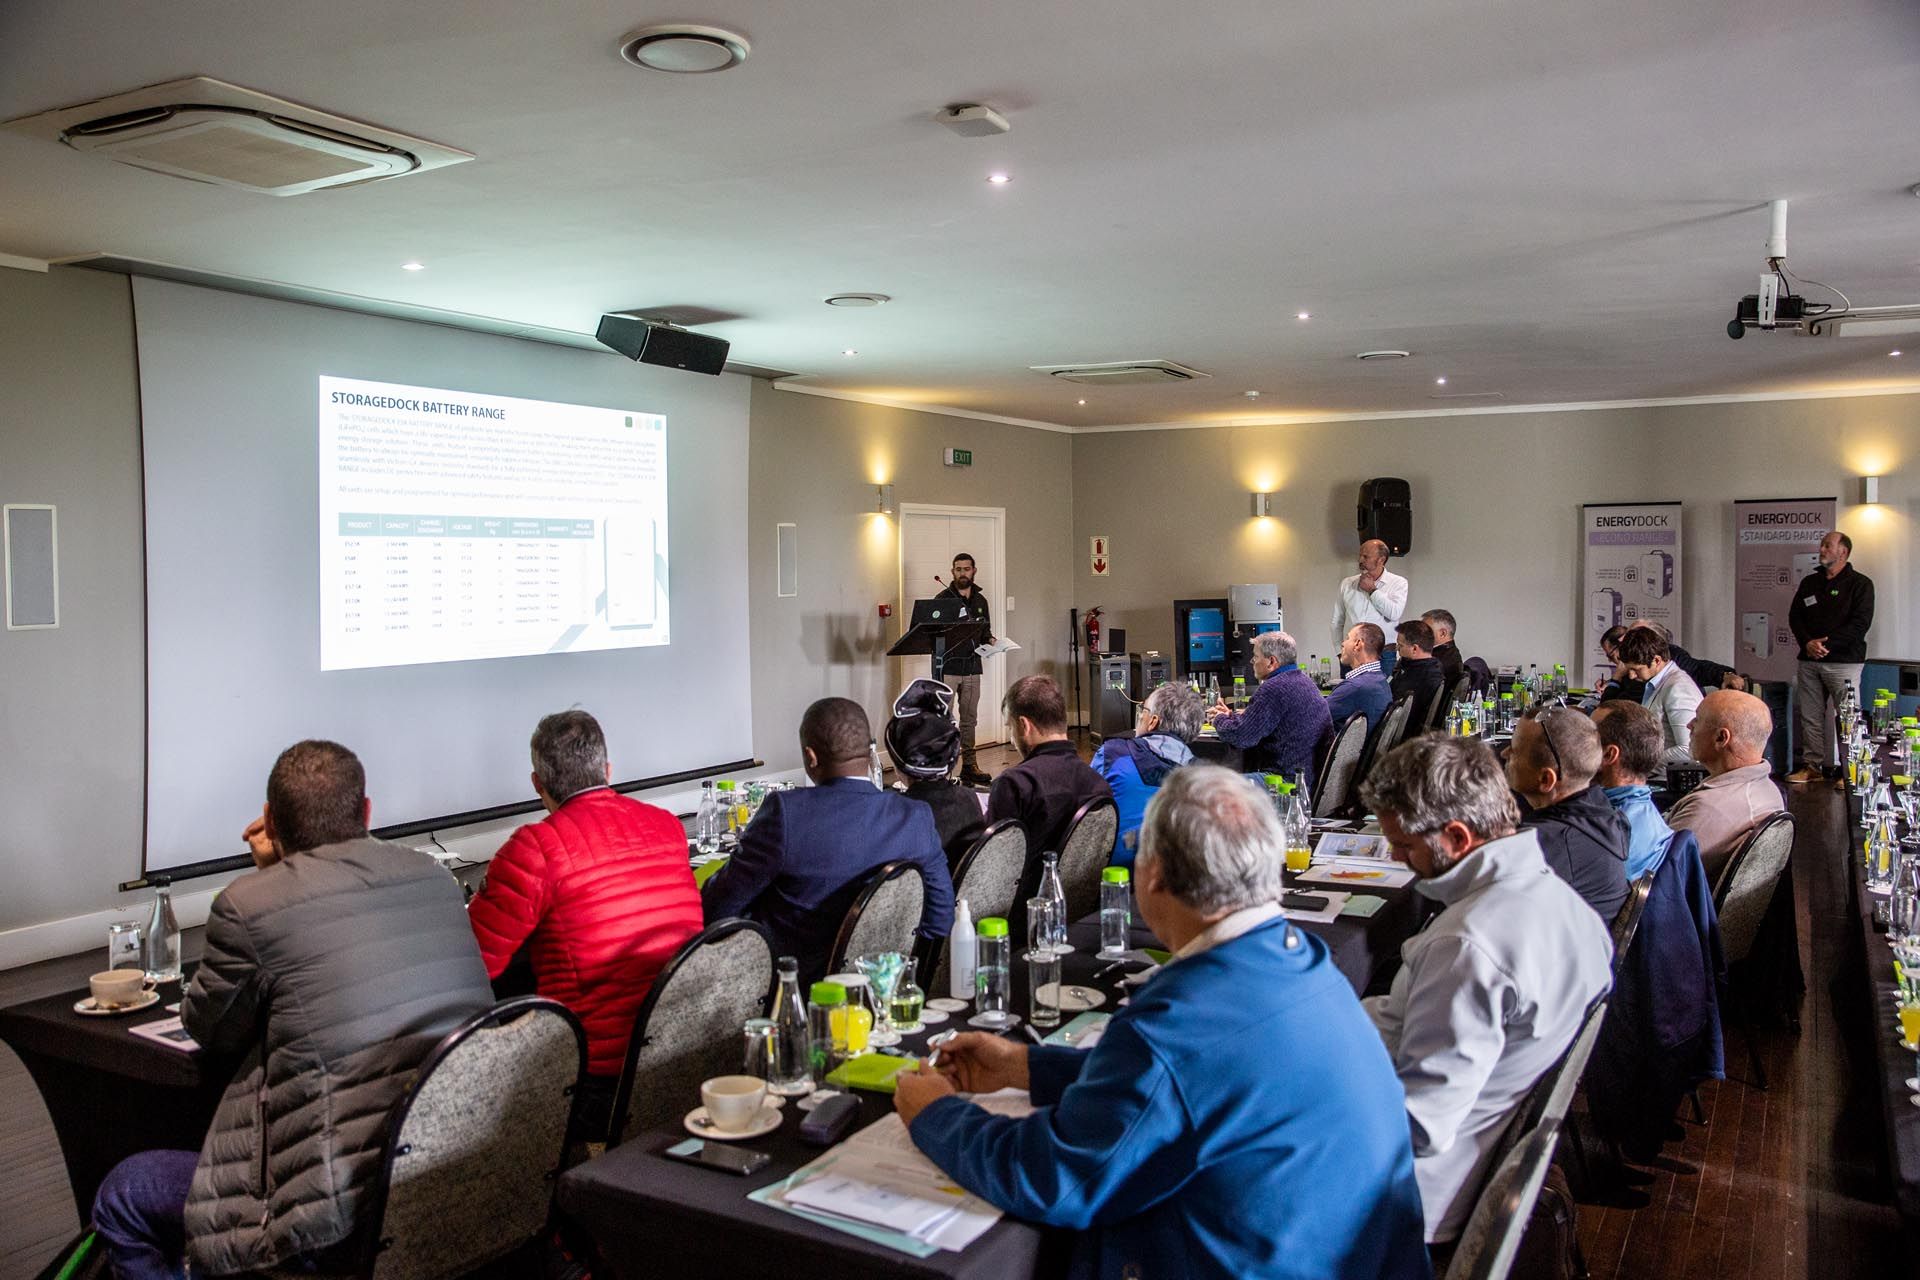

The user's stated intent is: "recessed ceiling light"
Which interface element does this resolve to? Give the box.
[1077,399,1087,406]
[1244,390,1261,399]
[842,349,858,357]
[986,172,1011,185]
[824,293,890,308]
[1435,376,1448,385]
[1296,312,1310,321]
[1355,349,1411,360]
[401,261,426,271]
[618,23,751,74]
[1892,349,1904,357]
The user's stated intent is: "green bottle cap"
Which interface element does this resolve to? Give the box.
[809,982,846,1005]
[717,779,736,791]
[977,917,1009,938]
[1500,692,1514,701]
[1103,867,1131,884]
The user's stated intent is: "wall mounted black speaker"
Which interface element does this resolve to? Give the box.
[1358,477,1412,555]
[594,314,730,375]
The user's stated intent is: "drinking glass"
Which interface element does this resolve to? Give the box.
[1026,896,1058,959]
[889,958,925,1034]
[1027,948,1062,1028]
[854,951,906,1048]
[107,921,143,972]
[742,1018,779,1082]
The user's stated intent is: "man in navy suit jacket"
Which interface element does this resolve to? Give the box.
[703,697,955,982]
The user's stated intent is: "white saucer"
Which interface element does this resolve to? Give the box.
[75,989,160,1016]
[917,1008,950,1024]
[926,997,969,1013]
[684,1102,783,1141]
[1037,983,1106,1011]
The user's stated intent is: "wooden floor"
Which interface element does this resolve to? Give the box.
[4,742,1908,1279]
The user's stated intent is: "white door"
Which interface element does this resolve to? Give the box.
[899,507,1006,747]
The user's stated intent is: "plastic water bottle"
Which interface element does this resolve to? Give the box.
[1038,852,1070,954]
[1206,673,1222,707]
[694,781,722,855]
[807,982,847,1085]
[1307,655,1321,687]
[969,918,1015,1029]
[1232,675,1247,709]
[768,956,814,1095]
[144,884,182,984]
[948,899,977,1002]
[868,739,885,789]
[1099,867,1132,957]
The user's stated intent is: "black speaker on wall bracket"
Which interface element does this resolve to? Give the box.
[595,313,731,375]
[1358,477,1412,555]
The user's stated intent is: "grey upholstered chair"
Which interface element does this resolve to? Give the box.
[609,919,774,1147]
[927,819,1027,994]
[1444,1123,1565,1280]
[365,997,584,1280]
[1312,713,1371,818]
[1055,797,1118,924]
[826,861,926,976]
[1711,811,1796,1088]
[1355,693,1415,791]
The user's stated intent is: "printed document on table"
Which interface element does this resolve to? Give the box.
[765,1113,1002,1252]
[1279,889,1350,924]
[1296,862,1416,889]
[1311,832,1394,864]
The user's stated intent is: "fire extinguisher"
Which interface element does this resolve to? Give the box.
[1084,607,1104,654]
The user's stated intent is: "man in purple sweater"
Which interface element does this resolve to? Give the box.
[1209,630,1334,788]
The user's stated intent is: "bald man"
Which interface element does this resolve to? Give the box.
[1787,530,1874,783]
[1665,690,1786,886]
[1332,539,1409,664]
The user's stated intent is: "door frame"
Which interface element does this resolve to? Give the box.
[897,503,1008,747]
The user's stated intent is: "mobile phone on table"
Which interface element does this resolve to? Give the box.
[1281,891,1331,913]
[660,1137,771,1176]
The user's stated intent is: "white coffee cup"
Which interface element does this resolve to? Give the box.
[700,1074,769,1133]
[90,969,153,1008]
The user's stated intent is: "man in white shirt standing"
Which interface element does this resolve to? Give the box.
[1333,539,1409,673]
[1358,734,1613,1245]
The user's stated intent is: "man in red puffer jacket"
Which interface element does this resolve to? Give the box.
[468,709,704,1142]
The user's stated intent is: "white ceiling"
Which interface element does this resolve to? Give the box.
[4,0,1920,428]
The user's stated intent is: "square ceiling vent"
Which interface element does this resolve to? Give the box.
[2,77,472,195]
[1029,359,1212,385]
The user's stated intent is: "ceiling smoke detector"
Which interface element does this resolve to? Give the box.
[1355,350,1411,360]
[618,24,752,74]
[824,293,890,307]
[1029,359,1212,386]
[0,77,471,195]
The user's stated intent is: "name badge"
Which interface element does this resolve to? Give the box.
[1803,595,1817,607]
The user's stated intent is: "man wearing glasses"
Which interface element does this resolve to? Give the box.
[1506,705,1629,920]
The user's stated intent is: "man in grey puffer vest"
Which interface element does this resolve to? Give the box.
[92,740,493,1279]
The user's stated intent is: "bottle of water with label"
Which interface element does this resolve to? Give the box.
[1099,867,1131,957]
[768,956,814,1095]
[1232,675,1247,709]
[145,884,182,984]
[694,781,722,855]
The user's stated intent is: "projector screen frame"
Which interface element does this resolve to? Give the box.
[117,753,761,891]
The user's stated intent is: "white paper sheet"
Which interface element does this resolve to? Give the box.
[1296,862,1415,889]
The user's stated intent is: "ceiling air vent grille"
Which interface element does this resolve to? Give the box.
[1029,359,1212,386]
[1,77,472,196]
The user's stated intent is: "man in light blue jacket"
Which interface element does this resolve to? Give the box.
[895,765,1430,1280]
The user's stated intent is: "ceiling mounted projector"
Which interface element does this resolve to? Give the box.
[595,313,730,375]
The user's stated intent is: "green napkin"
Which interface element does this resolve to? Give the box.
[693,857,728,886]
[825,1053,916,1093]
[1143,947,1172,965]
[1340,895,1388,919]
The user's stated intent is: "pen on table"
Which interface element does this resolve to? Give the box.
[1022,1024,1044,1046]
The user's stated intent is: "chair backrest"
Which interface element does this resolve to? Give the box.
[1356,693,1416,790]
[1313,713,1371,818]
[1488,993,1608,1176]
[929,819,1027,993]
[610,919,773,1147]
[367,997,584,1280]
[1424,677,1456,731]
[1445,1122,1564,1280]
[1712,811,1796,965]
[1055,797,1118,923]
[827,861,926,975]
[1610,868,1657,966]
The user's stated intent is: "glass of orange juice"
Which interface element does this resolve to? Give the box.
[1286,843,1313,875]
[1900,1002,1920,1052]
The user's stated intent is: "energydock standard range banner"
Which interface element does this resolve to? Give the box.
[1580,502,1683,690]
[1732,497,1836,682]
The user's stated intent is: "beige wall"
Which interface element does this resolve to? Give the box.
[746,385,1076,772]
[1070,395,1919,675]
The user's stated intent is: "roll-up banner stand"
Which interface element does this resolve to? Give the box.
[1581,502,1683,690]
[1733,497,1836,683]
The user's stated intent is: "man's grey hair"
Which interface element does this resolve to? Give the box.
[1142,682,1204,743]
[1360,735,1519,842]
[1629,618,1672,643]
[1138,764,1287,914]
[1252,629,1298,667]
[531,709,609,803]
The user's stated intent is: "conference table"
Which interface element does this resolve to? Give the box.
[559,868,1422,1280]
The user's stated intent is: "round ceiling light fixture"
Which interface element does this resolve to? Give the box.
[1355,349,1411,360]
[618,24,752,73]
[824,293,890,307]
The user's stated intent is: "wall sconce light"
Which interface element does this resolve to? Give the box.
[1250,492,1271,518]
[1860,476,1881,505]
[875,484,895,515]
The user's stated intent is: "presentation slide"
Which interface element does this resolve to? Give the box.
[318,376,670,669]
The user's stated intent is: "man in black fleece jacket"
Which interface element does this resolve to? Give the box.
[1506,705,1629,921]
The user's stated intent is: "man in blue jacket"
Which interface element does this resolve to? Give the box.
[1090,681,1202,866]
[1328,622,1393,733]
[895,765,1430,1280]
[704,697,954,982]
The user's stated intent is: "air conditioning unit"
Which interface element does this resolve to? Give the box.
[1028,359,1211,385]
[2,77,472,195]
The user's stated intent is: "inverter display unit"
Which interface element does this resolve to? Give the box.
[1088,653,1135,739]
[1133,651,1173,694]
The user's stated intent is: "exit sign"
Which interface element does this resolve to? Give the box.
[943,448,973,467]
